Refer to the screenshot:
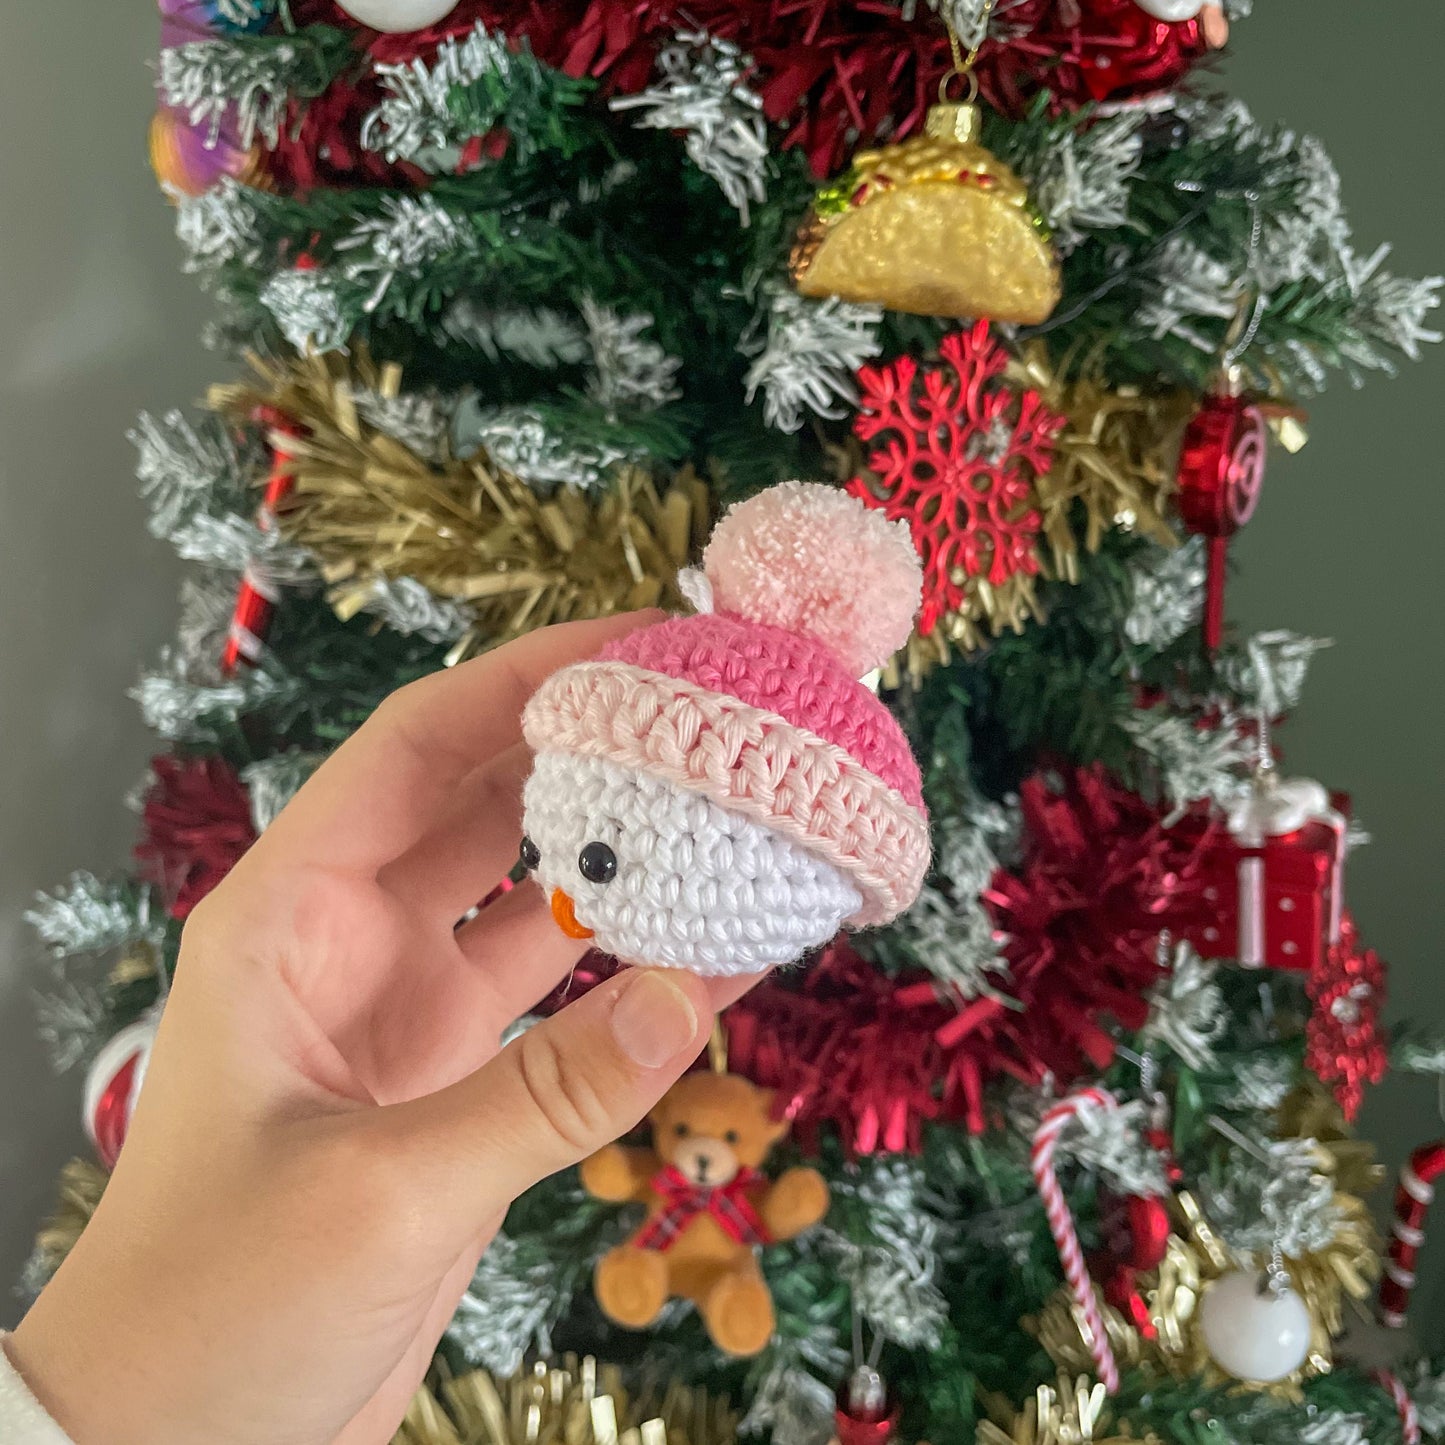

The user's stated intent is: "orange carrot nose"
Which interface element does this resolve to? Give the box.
[551,889,595,940]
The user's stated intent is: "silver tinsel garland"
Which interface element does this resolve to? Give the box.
[581,298,683,416]
[174,177,261,273]
[453,402,628,493]
[1049,1094,1170,1198]
[1208,1137,1342,1259]
[612,31,769,223]
[242,752,322,834]
[33,981,110,1074]
[823,1158,954,1350]
[878,793,1017,992]
[176,575,240,674]
[259,267,351,355]
[131,410,249,541]
[352,387,457,464]
[446,1232,578,1375]
[1218,1055,1298,1112]
[1123,537,1207,650]
[351,576,475,643]
[742,289,883,434]
[1121,707,1253,817]
[338,196,477,313]
[1022,112,1144,255]
[1142,942,1224,1071]
[362,21,516,166]
[25,874,154,959]
[438,301,590,368]
[160,36,306,149]
[740,1338,844,1445]
[1221,629,1332,717]
[133,649,295,743]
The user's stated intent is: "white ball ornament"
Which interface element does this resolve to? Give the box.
[1199,1270,1313,1383]
[333,0,459,33]
[1131,0,1207,18]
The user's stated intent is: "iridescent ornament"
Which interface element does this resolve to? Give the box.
[84,1015,159,1170]
[1198,1269,1313,1383]
[791,103,1061,324]
[333,0,459,32]
[159,0,271,44]
[149,103,268,198]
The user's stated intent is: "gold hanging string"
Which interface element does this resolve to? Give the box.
[708,1020,729,1075]
[940,0,996,102]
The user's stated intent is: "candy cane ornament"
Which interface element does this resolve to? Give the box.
[220,406,304,676]
[1380,1141,1445,1330]
[1032,1087,1121,1393]
[1376,1370,1421,1445]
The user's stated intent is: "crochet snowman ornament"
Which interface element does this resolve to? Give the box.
[520,482,930,976]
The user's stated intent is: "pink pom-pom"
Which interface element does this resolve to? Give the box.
[702,482,922,677]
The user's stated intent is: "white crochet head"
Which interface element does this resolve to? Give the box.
[521,751,862,976]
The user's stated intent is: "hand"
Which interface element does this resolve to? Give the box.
[10,614,754,1445]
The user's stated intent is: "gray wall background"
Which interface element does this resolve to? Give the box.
[1,2,1441,1341]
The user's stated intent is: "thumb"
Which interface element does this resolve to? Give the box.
[388,969,713,1228]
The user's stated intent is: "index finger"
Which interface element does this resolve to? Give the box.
[259,611,661,873]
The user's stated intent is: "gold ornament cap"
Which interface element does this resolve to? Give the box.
[924,101,983,144]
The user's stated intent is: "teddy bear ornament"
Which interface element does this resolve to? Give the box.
[580,1072,830,1356]
[520,482,930,975]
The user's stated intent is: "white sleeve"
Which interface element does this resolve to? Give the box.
[0,1335,75,1445]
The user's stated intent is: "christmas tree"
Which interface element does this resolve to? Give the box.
[23,0,1445,1441]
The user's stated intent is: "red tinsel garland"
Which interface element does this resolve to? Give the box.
[726,766,1210,1152]
[135,756,258,919]
[284,0,1215,183]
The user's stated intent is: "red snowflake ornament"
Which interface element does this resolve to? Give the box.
[1306,913,1389,1122]
[847,322,1064,638]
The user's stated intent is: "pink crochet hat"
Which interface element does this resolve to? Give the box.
[523,482,929,929]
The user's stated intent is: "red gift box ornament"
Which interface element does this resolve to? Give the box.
[1176,393,1267,650]
[1177,768,1349,973]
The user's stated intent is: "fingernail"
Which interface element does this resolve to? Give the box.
[611,970,698,1069]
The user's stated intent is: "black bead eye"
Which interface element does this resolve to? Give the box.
[519,835,540,871]
[724,1130,739,1145]
[675,1122,690,1138]
[578,841,618,884]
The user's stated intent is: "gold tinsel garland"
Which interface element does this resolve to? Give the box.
[1010,349,1193,578]
[29,1158,109,1284]
[210,346,1201,677]
[1034,1085,1382,1400]
[210,352,710,662]
[394,1358,737,1445]
[975,1373,1158,1445]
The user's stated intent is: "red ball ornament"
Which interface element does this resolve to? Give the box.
[834,1367,898,1445]
[84,1016,159,1170]
[973,0,1222,117]
[1175,393,1267,650]
[1093,1187,1171,1338]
